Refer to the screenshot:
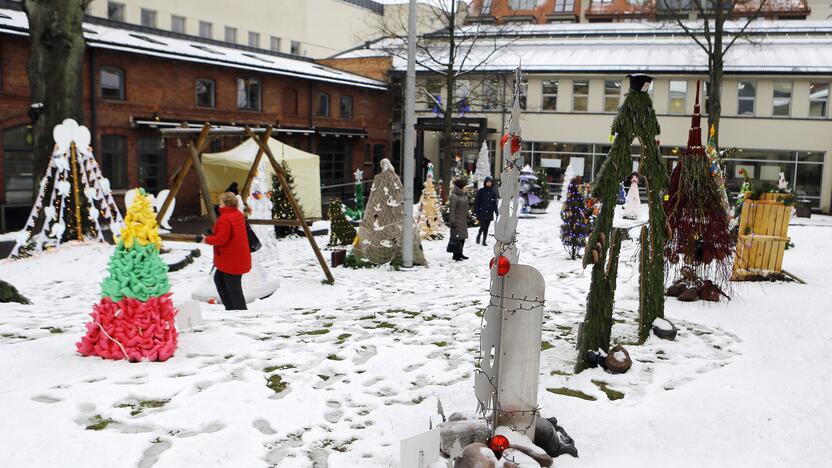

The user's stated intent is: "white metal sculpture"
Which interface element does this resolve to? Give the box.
[475,68,546,439]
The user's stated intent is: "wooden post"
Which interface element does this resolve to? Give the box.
[156,124,211,224]
[245,127,335,284]
[240,126,273,202]
[69,142,83,240]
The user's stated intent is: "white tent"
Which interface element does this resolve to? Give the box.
[202,137,322,219]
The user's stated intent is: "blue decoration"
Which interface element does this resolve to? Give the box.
[617,183,626,205]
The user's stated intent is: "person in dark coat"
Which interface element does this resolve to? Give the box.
[200,192,252,310]
[473,176,498,246]
[448,178,470,261]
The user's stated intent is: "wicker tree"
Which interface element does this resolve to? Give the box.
[576,75,669,372]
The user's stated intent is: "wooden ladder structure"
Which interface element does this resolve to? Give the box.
[731,198,791,281]
[156,123,334,284]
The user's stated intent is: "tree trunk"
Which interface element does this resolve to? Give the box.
[708,6,725,149]
[23,0,88,186]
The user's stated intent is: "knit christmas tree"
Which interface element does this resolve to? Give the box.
[76,189,177,362]
[474,141,491,188]
[560,177,590,260]
[417,163,445,240]
[271,160,301,238]
[328,197,357,246]
[344,169,365,221]
[621,175,641,220]
[354,159,426,266]
[664,81,733,290]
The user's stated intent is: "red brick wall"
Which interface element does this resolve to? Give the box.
[0,33,392,217]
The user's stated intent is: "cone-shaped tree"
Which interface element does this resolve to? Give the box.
[417,163,445,240]
[271,160,301,238]
[328,197,357,246]
[560,177,590,260]
[76,189,177,362]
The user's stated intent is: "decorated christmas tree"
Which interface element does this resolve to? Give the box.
[417,163,445,240]
[664,82,733,294]
[11,119,122,257]
[560,177,590,260]
[76,189,177,362]
[621,175,641,220]
[532,167,550,210]
[271,160,301,238]
[328,197,357,246]
[474,141,491,188]
[344,169,365,221]
[353,159,426,266]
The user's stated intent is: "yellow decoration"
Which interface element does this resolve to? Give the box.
[663,194,670,201]
[119,190,162,250]
[352,235,359,248]
[709,124,715,138]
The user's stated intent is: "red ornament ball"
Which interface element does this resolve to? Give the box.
[489,434,510,453]
[489,256,511,277]
[208,298,216,305]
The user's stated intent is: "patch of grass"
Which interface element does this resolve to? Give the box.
[116,399,170,416]
[344,254,376,269]
[557,272,569,279]
[85,415,114,430]
[224,354,234,360]
[359,315,376,321]
[326,354,344,361]
[322,322,334,328]
[474,309,485,318]
[41,327,64,334]
[550,369,572,376]
[264,364,295,373]
[374,322,396,329]
[299,329,329,336]
[592,380,625,401]
[411,395,426,404]
[301,309,320,315]
[546,387,597,401]
[266,374,288,393]
[432,341,448,347]
[541,341,554,351]
[336,333,352,344]
[318,374,330,381]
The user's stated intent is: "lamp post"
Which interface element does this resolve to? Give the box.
[401,0,418,268]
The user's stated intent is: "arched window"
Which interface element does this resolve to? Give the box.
[195,78,215,108]
[100,66,124,100]
[340,95,353,119]
[282,88,298,115]
[316,92,330,117]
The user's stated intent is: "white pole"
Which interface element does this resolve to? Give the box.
[401,0,418,268]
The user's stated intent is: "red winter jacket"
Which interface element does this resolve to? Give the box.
[205,206,251,275]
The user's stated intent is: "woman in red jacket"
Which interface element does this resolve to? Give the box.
[201,192,251,310]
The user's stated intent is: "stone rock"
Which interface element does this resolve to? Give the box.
[604,344,632,374]
[533,417,578,459]
[651,317,677,341]
[665,282,686,297]
[440,417,490,459]
[677,287,700,302]
[699,280,726,302]
[448,412,467,422]
[453,443,520,468]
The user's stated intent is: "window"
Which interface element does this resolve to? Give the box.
[171,15,186,33]
[423,80,442,110]
[509,0,540,9]
[282,88,298,115]
[669,80,687,114]
[101,135,127,190]
[542,80,558,111]
[604,80,620,112]
[809,82,829,118]
[270,36,281,52]
[140,9,157,28]
[737,81,755,116]
[318,139,351,196]
[772,81,792,117]
[2,125,34,204]
[573,79,588,112]
[340,95,353,119]
[481,79,499,110]
[291,41,301,55]
[100,67,124,100]
[195,78,215,108]
[137,137,165,193]
[199,21,212,39]
[317,93,330,117]
[481,0,494,14]
[107,2,124,21]
[248,32,260,48]
[364,144,372,165]
[225,26,237,43]
[237,78,261,111]
[553,0,575,12]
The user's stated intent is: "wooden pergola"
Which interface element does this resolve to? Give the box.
[157,123,334,283]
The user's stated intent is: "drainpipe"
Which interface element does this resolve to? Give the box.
[308,81,314,153]
[88,48,98,148]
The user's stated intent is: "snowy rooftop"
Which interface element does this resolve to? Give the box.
[0,8,386,91]
[335,20,832,74]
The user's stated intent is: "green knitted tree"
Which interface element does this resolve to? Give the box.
[271,160,301,239]
[328,197,356,246]
[576,75,668,372]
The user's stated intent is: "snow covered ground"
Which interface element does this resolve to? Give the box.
[1,205,831,467]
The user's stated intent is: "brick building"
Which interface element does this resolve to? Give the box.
[0,6,392,230]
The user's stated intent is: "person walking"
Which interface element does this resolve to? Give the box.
[200,192,251,310]
[474,176,498,246]
[448,178,470,261]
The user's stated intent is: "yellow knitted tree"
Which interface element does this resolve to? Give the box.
[417,164,445,240]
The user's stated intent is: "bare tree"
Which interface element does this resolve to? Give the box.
[660,0,768,147]
[23,0,91,184]
[375,0,514,184]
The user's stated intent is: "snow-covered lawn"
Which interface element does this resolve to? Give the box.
[1,206,831,467]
